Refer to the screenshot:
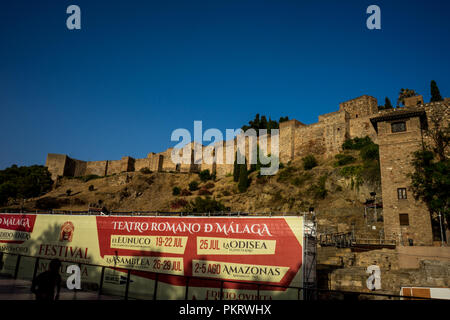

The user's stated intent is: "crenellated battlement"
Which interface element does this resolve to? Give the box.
[47,95,439,181]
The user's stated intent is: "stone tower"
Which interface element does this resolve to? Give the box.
[370,107,433,246]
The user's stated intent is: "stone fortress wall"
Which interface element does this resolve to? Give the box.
[45,95,436,181]
[45,95,449,246]
[46,95,377,180]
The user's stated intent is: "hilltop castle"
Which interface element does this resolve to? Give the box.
[46,95,449,246]
[46,95,382,179]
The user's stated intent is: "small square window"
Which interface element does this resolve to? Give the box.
[397,188,407,200]
[399,214,409,226]
[391,121,406,133]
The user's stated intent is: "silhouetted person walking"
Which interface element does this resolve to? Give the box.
[31,258,62,301]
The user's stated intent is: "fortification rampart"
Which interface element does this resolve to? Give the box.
[46,95,383,180]
[47,95,430,181]
[44,96,449,247]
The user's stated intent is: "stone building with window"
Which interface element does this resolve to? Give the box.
[370,107,433,245]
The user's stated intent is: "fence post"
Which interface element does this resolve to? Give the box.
[220,280,224,300]
[32,257,40,282]
[185,276,190,300]
[153,273,159,300]
[13,255,22,279]
[124,269,131,300]
[98,266,105,296]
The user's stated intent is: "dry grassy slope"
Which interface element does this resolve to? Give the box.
[17,151,382,238]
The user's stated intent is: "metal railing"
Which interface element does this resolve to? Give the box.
[1,252,309,300]
[0,251,437,301]
[319,232,354,248]
[0,209,312,217]
[356,238,396,246]
[318,232,397,248]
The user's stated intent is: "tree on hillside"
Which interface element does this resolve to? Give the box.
[267,118,279,131]
[410,150,449,239]
[410,104,450,241]
[425,103,450,162]
[0,165,53,206]
[379,97,393,110]
[430,80,443,102]
[384,97,393,109]
[279,116,289,123]
[260,115,268,131]
[233,152,240,182]
[242,114,287,134]
[302,155,318,170]
[238,163,249,193]
[397,88,418,106]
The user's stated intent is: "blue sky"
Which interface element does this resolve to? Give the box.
[0,0,449,169]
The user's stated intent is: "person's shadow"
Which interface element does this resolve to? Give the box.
[31,258,62,300]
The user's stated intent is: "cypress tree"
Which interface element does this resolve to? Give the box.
[233,152,239,182]
[260,115,268,130]
[238,163,249,193]
[384,97,393,109]
[430,80,443,102]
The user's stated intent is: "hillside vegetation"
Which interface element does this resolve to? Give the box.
[2,137,381,215]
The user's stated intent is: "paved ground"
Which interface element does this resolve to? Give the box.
[0,276,122,300]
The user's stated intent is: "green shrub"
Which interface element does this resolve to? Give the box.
[361,160,381,185]
[203,182,215,189]
[238,164,249,193]
[339,165,364,189]
[172,186,181,196]
[198,188,212,195]
[198,169,213,182]
[88,185,94,191]
[188,181,199,191]
[0,165,53,205]
[186,196,227,213]
[271,190,283,202]
[140,167,152,174]
[291,173,312,187]
[120,188,131,199]
[180,189,192,196]
[339,137,381,187]
[170,198,188,209]
[277,166,297,182]
[66,189,72,196]
[308,175,328,199]
[360,144,379,161]
[339,165,363,178]
[342,136,373,150]
[302,155,318,170]
[256,175,269,185]
[334,154,356,167]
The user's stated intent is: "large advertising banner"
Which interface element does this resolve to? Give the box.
[0,214,304,300]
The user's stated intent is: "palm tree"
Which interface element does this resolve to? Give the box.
[397,88,417,106]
